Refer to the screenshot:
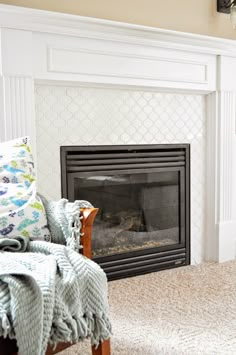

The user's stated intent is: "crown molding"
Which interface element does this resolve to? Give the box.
[0,4,236,57]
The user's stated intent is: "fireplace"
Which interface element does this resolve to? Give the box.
[61,144,190,280]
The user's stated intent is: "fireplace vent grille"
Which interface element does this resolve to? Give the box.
[64,145,187,174]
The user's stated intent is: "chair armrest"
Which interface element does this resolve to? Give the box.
[79,208,98,259]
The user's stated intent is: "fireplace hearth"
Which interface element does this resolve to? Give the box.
[61,144,190,280]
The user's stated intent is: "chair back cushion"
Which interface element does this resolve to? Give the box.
[0,137,50,241]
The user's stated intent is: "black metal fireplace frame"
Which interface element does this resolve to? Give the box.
[61,144,190,280]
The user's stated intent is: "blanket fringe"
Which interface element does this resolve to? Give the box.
[0,312,14,339]
[49,312,111,349]
[50,318,73,347]
[90,313,112,348]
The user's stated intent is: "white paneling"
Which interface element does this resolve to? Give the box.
[0,28,35,145]
[1,29,33,76]
[218,91,235,222]
[32,32,216,91]
[218,56,236,91]
[0,77,5,142]
[0,76,35,146]
[205,92,218,261]
[48,47,208,84]
[206,91,236,262]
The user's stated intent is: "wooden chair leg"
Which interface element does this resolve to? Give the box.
[92,339,111,355]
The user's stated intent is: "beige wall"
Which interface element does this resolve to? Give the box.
[0,0,236,40]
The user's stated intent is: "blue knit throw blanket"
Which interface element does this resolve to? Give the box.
[41,196,93,249]
[0,199,111,355]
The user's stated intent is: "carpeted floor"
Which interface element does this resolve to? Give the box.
[62,261,236,354]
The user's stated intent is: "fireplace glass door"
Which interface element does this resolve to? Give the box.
[72,169,184,258]
[61,144,190,280]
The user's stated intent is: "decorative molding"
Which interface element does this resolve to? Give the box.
[0,7,216,92]
[0,76,35,145]
[0,4,236,57]
[205,92,218,261]
[0,77,6,142]
[218,56,236,91]
[1,28,33,77]
[218,91,235,222]
[47,46,208,85]
[206,91,236,262]
[32,33,216,90]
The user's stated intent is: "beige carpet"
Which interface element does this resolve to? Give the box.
[62,261,236,354]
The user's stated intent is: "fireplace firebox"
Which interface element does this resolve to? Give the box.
[61,144,190,280]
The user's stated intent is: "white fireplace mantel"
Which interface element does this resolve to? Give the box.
[0,4,236,263]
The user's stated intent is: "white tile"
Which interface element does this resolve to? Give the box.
[35,85,206,263]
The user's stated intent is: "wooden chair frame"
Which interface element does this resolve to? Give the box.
[0,207,111,355]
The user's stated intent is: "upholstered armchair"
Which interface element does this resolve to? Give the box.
[0,207,111,355]
[0,137,111,355]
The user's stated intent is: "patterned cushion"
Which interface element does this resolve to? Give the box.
[0,136,35,185]
[0,137,51,241]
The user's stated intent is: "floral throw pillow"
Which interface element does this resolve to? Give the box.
[0,137,51,241]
